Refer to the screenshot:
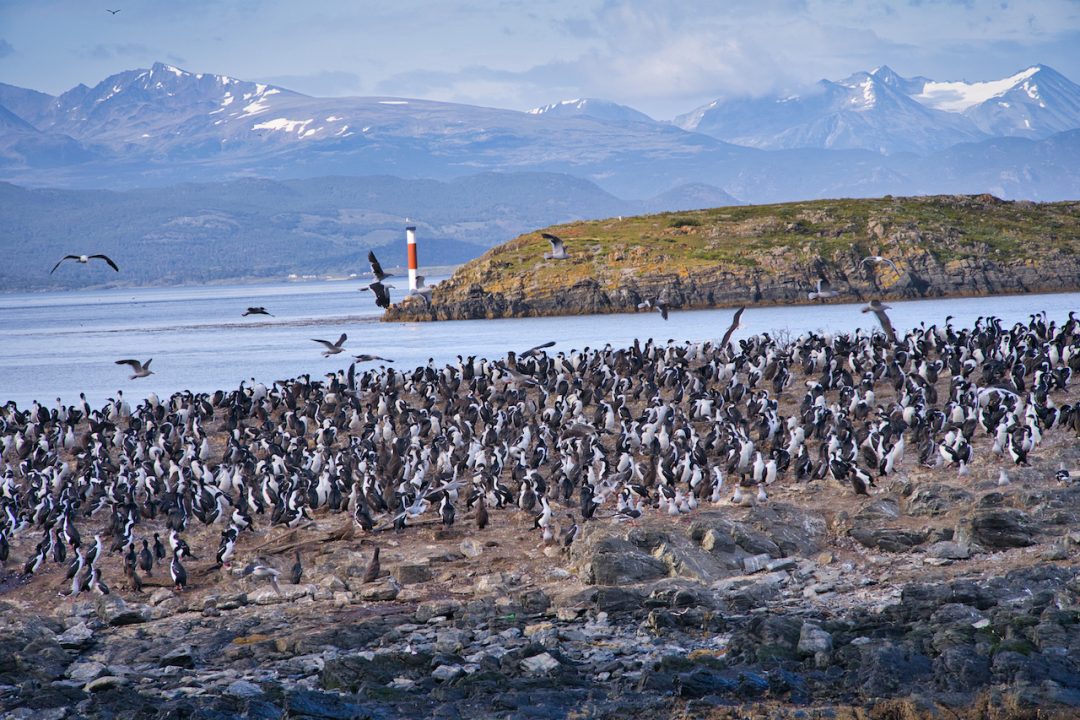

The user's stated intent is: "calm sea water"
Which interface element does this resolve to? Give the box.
[1,280,1077,409]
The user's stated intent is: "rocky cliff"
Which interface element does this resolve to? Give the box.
[385,194,1080,321]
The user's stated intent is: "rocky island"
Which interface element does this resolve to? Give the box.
[385,194,1080,322]
[1,304,1079,719]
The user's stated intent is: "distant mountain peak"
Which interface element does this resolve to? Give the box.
[527,97,655,124]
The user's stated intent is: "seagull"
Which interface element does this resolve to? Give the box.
[861,256,902,275]
[808,277,840,301]
[241,563,282,595]
[719,306,745,350]
[637,298,670,320]
[861,300,897,344]
[51,254,119,274]
[360,281,393,309]
[311,333,347,357]
[115,358,153,379]
[242,307,273,317]
[520,341,555,358]
[353,354,394,363]
[410,275,432,305]
[106,8,121,14]
[542,232,569,260]
[368,251,394,281]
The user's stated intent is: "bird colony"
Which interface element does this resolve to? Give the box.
[1,308,1078,600]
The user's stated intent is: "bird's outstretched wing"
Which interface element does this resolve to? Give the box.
[311,339,337,350]
[521,340,555,357]
[115,359,141,368]
[50,256,80,274]
[91,254,119,272]
[334,333,347,348]
[719,306,745,349]
[368,251,386,278]
[541,233,564,253]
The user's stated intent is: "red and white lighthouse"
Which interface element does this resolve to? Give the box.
[406,224,418,292]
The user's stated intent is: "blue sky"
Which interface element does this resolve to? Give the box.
[1,0,1079,118]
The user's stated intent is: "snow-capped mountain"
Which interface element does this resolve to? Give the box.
[0,62,1078,202]
[528,98,656,125]
[678,64,1080,154]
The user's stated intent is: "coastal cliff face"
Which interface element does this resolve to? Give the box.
[385,194,1080,322]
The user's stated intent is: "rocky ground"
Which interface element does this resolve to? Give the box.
[2,432,1079,719]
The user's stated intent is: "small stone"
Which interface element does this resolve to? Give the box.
[460,539,483,558]
[67,661,107,682]
[432,664,464,682]
[149,588,175,606]
[85,675,127,693]
[56,622,94,649]
[927,541,970,560]
[972,618,991,629]
[765,557,797,572]
[797,623,833,657]
[1040,544,1068,561]
[742,553,772,573]
[161,645,195,668]
[359,577,399,601]
[225,679,264,698]
[393,564,433,585]
[520,652,560,675]
[389,677,416,690]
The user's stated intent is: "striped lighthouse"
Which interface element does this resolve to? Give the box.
[406,225,418,292]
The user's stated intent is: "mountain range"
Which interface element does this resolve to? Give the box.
[0,62,1079,202]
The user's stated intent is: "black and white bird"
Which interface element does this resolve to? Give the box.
[808,277,840,301]
[368,251,394,281]
[242,307,273,317]
[115,358,153,379]
[861,255,902,275]
[311,334,348,357]
[360,281,394,310]
[542,233,569,260]
[637,298,670,320]
[170,551,187,591]
[861,300,897,344]
[51,254,119,274]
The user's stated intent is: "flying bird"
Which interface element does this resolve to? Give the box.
[368,251,393,281]
[242,307,273,317]
[861,256,902,276]
[105,8,121,14]
[520,341,555,358]
[410,275,432,305]
[719,306,745,350]
[51,254,119,274]
[311,333,347,356]
[542,233,569,260]
[360,281,393,309]
[808,277,840,301]
[353,354,394,363]
[861,299,897,344]
[115,358,153,379]
[637,298,670,320]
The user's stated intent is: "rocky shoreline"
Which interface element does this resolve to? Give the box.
[3,469,1079,719]
[385,195,1080,322]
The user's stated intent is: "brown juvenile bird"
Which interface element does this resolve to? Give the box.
[290,551,303,585]
[362,546,380,583]
[475,496,489,530]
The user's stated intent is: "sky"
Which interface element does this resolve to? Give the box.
[1,0,1079,119]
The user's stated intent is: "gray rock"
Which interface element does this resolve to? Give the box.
[797,623,833,657]
[460,539,483,558]
[97,597,149,626]
[927,541,971,560]
[84,675,127,692]
[520,652,560,675]
[856,497,901,520]
[358,577,399,601]
[66,660,107,682]
[850,526,928,552]
[225,679,264,698]
[590,549,668,585]
[393,563,433,585]
[432,664,464,682]
[160,644,195,668]
[55,622,94,650]
[971,509,1036,548]
[742,553,773,573]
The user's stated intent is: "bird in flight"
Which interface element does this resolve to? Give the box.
[410,275,432,306]
[115,358,153,379]
[861,256,902,275]
[861,299,897,344]
[520,340,555,358]
[637,298,670,320]
[353,354,394,363]
[51,254,119,274]
[360,281,393,309]
[719,306,746,350]
[542,233,569,260]
[105,8,121,14]
[242,306,273,317]
[808,277,840,301]
[368,251,394,282]
[311,333,347,357]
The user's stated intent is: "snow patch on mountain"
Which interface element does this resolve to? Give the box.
[916,67,1040,112]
